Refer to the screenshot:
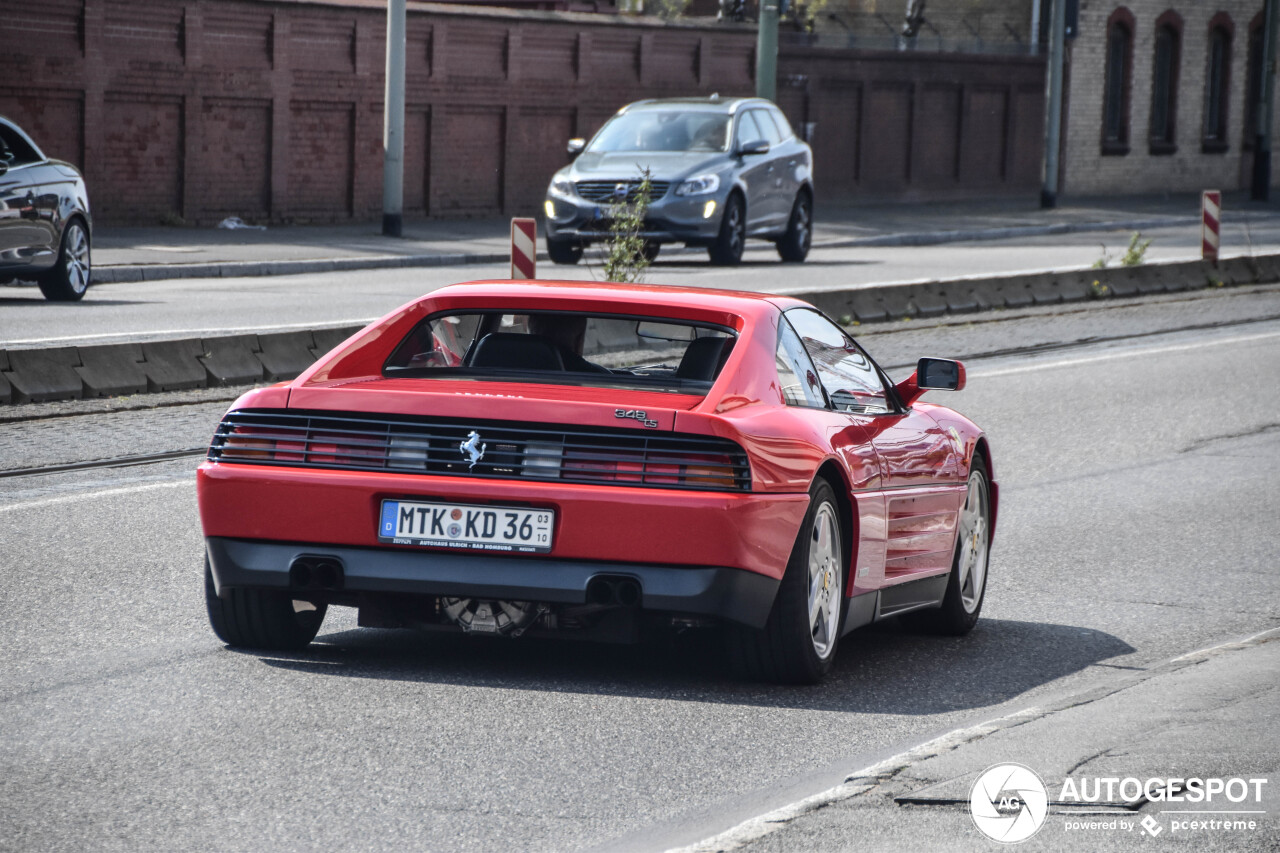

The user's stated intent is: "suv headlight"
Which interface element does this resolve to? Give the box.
[549,176,575,198]
[675,174,720,196]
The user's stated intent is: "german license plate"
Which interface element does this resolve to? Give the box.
[378,499,554,554]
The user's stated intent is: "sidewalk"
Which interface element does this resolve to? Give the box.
[89,192,1280,284]
[688,631,1280,853]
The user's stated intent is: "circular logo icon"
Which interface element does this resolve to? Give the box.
[969,763,1049,844]
[447,523,462,538]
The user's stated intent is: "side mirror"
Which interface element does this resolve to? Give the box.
[738,139,770,156]
[894,357,966,407]
[567,138,586,157]
[918,357,965,390]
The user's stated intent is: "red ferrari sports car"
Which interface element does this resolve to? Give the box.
[199,281,995,683]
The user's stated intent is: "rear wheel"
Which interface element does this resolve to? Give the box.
[204,557,326,650]
[901,456,990,635]
[708,194,745,266]
[776,192,812,263]
[728,480,845,683]
[642,240,661,262]
[547,237,583,265]
[38,218,91,301]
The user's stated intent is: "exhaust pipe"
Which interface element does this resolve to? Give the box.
[585,575,642,608]
[290,556,345,590]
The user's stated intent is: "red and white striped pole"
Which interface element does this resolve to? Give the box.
[511,217,536,280]
[1201,190,1221,264]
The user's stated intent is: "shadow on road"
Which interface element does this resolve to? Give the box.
[249,617,1134,714]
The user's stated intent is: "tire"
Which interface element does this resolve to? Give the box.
[547,237,583,265]
[776,191,812,263]
[728,480,845,684]
[641,240,660,262]
[707,193,746,266]
[901,455,991,636]
[204,557,326,650]
[37,218,91,301]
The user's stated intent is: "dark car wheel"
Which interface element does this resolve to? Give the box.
[708,194,746,266]
[728,479,845,684]
[38,218,91,301]
[204,557,326,650]
[547,237,583,265]
[901,455,990,636]
[642,240,660,262]
[776,192,812,263]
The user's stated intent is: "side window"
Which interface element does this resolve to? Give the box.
[0,124,41,167]
[785,309,891,414]
[752,109,784,146]
[769,108,795,141]
[776,318,825,407]
[734,111,764,150]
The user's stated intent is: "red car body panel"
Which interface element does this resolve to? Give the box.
[198,280,995,629]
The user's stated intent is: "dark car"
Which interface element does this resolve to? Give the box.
[0,116,92,301]
[544,97,814,267]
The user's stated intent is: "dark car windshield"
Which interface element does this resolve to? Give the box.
[587,111,731,153]
[384,310,736,394]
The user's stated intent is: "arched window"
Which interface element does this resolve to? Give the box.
[1150,11,1183,155]
[1102,8,1135,155]
[1203,14,1234,152]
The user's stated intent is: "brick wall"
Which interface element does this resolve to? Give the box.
[1063,1,1274,195]
[1,0,1046,225]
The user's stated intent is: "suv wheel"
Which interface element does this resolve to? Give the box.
[708,194,745,266]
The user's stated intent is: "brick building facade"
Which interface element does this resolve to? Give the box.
[2,0,1045,225]
[1061,2,1277,195]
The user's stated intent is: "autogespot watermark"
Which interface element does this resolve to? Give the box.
[969,764,1269,844]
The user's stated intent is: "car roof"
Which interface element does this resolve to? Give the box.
[421,280,807,317]
[618,97,774,116]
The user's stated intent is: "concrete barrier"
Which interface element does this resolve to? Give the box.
[200,335,267,386]
[0,351,11,404]
[140,339,208,392]
[76,343,149,397]
[257,331,320,381]
[5,347,84,402]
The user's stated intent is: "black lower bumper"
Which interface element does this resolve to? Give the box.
[205,537,779,629]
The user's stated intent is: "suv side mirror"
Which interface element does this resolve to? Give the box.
[894,357,966,407]
[739,139,770,156]
[567,138,585,157]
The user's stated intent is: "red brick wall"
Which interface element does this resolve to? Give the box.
[0,0,1045,225]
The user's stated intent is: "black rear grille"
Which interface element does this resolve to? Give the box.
[209,410,751,491]
[575,180,671,203]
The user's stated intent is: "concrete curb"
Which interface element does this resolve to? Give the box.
[4,253,1274,405]
[88,215,1212,285]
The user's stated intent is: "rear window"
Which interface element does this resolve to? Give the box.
[384,310,737,394]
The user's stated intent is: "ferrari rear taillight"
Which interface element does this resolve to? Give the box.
[211,411,751,491]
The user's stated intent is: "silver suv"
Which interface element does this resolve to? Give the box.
[543,97,813,267]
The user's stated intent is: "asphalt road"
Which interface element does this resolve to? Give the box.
[5,220,1280,347]
[1,285,1278,852]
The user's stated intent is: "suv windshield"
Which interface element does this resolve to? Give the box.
[385,310,737,394]
[587,111,730,153]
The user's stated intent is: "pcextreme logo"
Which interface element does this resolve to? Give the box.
[969,764,1049,843]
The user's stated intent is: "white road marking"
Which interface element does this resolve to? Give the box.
[968,329,1280,379]
[663,707,1044,853]
[0,477,192,514]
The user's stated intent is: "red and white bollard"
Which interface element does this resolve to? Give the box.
[511,218,536,280]
[1201,190,1221,264]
